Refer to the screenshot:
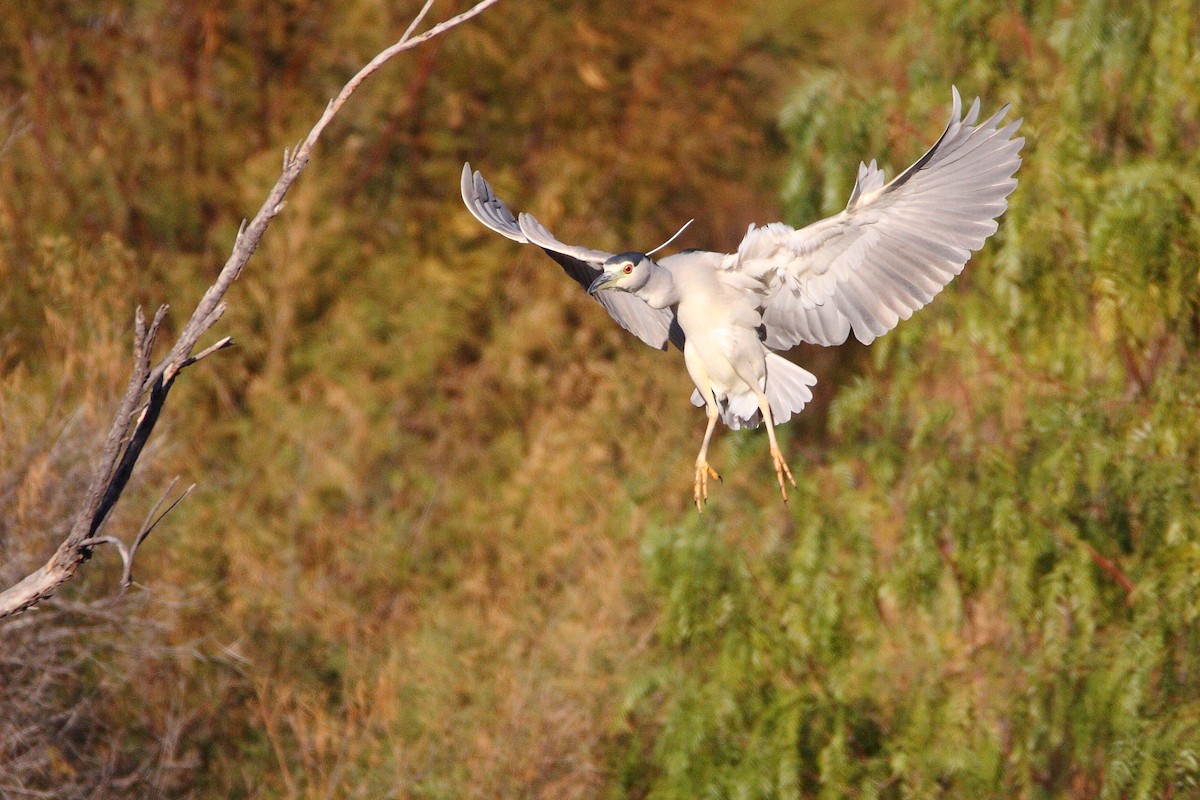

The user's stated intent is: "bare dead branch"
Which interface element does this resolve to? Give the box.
[0,0,502,620]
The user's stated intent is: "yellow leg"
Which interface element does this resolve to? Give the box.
[693,396,722,513]
[755,390,795,503]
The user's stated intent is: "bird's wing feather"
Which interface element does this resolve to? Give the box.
[726,87,1024,348]
[461,163,677,351]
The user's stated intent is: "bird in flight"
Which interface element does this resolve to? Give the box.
[462,88,1023,512]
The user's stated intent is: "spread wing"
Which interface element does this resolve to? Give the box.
[726,87,1024,348]
[461,164,679,351]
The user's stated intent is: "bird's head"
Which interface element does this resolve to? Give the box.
[587,252,654,295]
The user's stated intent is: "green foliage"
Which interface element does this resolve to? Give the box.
[621,1,1200,798]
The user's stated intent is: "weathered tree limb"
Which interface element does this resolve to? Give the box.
[0,0,502,620]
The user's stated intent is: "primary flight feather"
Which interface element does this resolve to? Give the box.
[462,87,1024,511]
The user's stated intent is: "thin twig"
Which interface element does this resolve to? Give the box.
[133,477,181,545]
[77,535,132,578]
[1081,541,1137,599]
[180,337,234,370]
[0,100,31,160]
[126,482,196,587]
[402,0,437,42]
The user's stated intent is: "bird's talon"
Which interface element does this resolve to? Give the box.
[694,462,721,513]
[770,448,795,503]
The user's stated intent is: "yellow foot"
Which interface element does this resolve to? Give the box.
[770,447,796,503]
[693,462,722,513]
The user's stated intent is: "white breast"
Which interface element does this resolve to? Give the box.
[663,251,768,410]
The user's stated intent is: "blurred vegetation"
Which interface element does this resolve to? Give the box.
[1,0,1197,798]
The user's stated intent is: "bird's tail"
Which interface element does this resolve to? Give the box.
[764,353,817,426]
[688,353,817,430]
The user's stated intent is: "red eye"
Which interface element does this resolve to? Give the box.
[623,263,633,274]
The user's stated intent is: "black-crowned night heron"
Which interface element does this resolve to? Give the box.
[462,88,1023,512]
